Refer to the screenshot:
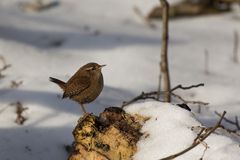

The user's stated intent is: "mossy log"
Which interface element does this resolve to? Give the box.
[68,107,149,160]
[19,0,60,12]
[148,0,232,19]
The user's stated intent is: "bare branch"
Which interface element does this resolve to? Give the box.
[215,111,240,130]
[204,49,209,75]
[159,0,171,102]
[218,125,240,137]
[122,91,158,108]
[197,104,202,113]
[11,102,28,125]
[170,83,208,106]
[171,93,209,106]
[199,141,209,160]
[122,83,208,108]
[233,30,239,63]
[171,83,204,92]
[193,127,206,142]
[157,74,162,100]
[0,55,11,78]
[133,6,156,29]
[235,116,240,129]
[159,111,226,160]
[10,80,23,88]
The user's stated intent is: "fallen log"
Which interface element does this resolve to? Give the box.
[148,0,233,19]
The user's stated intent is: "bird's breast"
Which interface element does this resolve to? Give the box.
[74,73,103,104]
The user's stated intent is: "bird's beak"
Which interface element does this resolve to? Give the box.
[99,64,106,69]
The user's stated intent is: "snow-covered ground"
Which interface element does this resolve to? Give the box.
[0,0,239,159]
[126,101,240,160]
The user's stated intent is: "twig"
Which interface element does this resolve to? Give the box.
[159,0,171,102]
[171,83,204,92]
[11,102,28,125]
[218,125,240,137]
[159,111,226,160]
[171,83,208,107]
[198,104,202,113]
[171,93,209,106]
[233,30,239,63]
[199,142,209,160]
[122,83,208,108]
[133,6,156,29]
[157,74,162,100]
[235,116,240,129]
[122,91,158,107]
[10,80,23,88]
[0,55,11,78]
[193,127,206,142]
[204,49,209,75]
[215,111,240,130]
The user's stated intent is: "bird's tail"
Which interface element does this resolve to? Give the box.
[49,77,66,90]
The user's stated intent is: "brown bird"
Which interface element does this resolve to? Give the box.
[49,62,106,113]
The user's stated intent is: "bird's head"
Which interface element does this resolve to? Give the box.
[82,63,106,74]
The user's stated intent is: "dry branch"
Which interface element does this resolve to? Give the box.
[170,83,204,92]
[122,83,208,108]
[122,91,158,107]
[199,141,209,160]
[133,6,156,29]
[171,93,209,106]
[0,55,11,78]
[10,80,23,88]
[11,102,28,125]
[233,30,239,63]
[218,125,240,137]
[159,0,171,102]
[159,111,226,160]
[204,49,209,75]
[215,111,240,130]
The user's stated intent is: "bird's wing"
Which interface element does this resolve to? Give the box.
[63,76,90,98]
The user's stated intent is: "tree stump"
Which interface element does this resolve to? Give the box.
[68,107,149,160]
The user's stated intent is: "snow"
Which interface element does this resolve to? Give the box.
[125,101,240,160]
[0,0,239,160]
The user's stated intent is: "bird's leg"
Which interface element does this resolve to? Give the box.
[80,103,87,113]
